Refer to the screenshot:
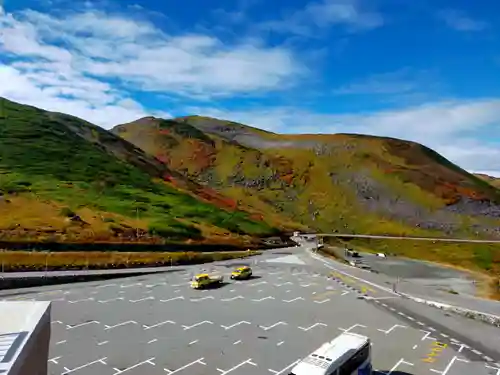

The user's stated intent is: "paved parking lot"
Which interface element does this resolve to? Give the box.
[2,252,500,375]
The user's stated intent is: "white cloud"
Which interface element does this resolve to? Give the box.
[188,99,500,174]
[438,9,488,32]
[0,3,302,126]
[260,0,383,36]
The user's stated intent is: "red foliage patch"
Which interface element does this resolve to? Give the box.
[158,129,170,135]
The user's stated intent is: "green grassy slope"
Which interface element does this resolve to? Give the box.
[0,98,280,245]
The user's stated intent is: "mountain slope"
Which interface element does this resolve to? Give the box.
[113,115,500,241]
[0,98,281,245]
[475,173,500,189]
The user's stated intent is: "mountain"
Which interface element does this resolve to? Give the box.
[113,115,500,240]
[0,98,281,246]
[475,173,500,189]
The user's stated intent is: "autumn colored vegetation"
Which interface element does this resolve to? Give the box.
[0,250,260,272]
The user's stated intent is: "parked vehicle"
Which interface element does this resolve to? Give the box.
[230,266,253,280]
[190,273,223,289]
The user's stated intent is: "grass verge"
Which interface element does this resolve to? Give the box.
[0,250,261,272]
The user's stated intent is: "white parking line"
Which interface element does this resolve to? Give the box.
[66,321,99,330]
[314,298,330,304]
[182,320,213,330]
[485,364,500,375]
[430,356,469,375]
[283,297,305,303]
[48,356,61,364]
[251,296,275,302]
[377,324,406,335]
[68,298,94,304]
[130,296,155,303]
[269,359,301,374]
[299,323,327,331]
[261,321,287,331]
[61,357,107,374]
[98,297,124,303]
[221,321,251,330]
[190,296,215,302]
[97,341,108,346]
[120,282,142,288]
[233,340,241,345]
[217,358,257,375]
[143,320,176,330]
[104,321,137,330]
[160,296,185,302]
[386,358,413,374]
[56,340,67,345]
[338,324,366,333]
[96,284,116,289]
[277,341,284,346]
[113,357,155,374]
[221,296,244,301]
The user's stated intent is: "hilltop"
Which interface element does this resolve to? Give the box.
[0,98,282,246]
[113,115,500,285]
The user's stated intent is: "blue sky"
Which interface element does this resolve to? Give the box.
[1,0,499,175]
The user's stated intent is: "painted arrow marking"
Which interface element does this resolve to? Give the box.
[221,321,251,330]
[190,296,215,302]
[182,321,213,330]
[160,296,185,302]
[283,297,305,303]
[143,320,175,330]
[98,297,124,303]
[261,321,287,331]
[299,323,327,331]
[251,296,275,302]
[130,296,155,303]
[221,296,244,301]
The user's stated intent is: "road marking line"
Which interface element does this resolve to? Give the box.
[338,324,366,333]
[387,358,413,374]
[96,284,116,289]
[233,340,241,345]
[56,340,66,345]
[341,291,349,296]
[66,321,99,330]
[143,320,175,330]
[51,321,63,325]
[413,345,418,349]
[277,341,284,346]
[182,320,213,330]
[472,349,483,355]
[104,321,137,330]
[484,356,494,362]
[221,296,244,301]
[160,296,184,302]
[189,340,198,345]
[113,357,155,374]
[283,297,305,303]
[485,364,500,375]
[430,355,462,375]
[97,341,108,346]
[98,297,125,303]
[216,358,257,375]
[68,298,94,304]
[377,324,407,335]
[120,283,142,288]
[268,359,301,375]
[148,339,158,344]
[130,296,155,303]
[314,298,330,304]
[61,357,107,374]
[48,356,61,364]
[221,321,251,330]
[251,296,275,302]
[190,296,215,302]
[299,323,327,331]
[249,281,268,287]
[420,330,434,341]
[261,321,287,331]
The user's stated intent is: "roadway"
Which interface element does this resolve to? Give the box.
[315,233,500,243]
[1,247,500,375]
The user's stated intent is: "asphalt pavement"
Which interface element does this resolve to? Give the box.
[2,247,500,375]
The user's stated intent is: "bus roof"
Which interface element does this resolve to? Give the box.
[291,332,369,375]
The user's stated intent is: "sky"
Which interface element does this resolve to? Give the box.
[1,0,499,176]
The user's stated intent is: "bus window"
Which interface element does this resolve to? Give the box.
[338,344,370,375]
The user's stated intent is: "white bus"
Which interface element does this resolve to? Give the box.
[289,332,372,375]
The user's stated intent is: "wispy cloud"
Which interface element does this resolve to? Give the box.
[437,9,488,32]
[259,0,383,37]
[0,3,303,126]
[187,98,500,174]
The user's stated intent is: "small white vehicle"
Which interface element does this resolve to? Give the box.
[289,332,372,375]
[376,253,386,258]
